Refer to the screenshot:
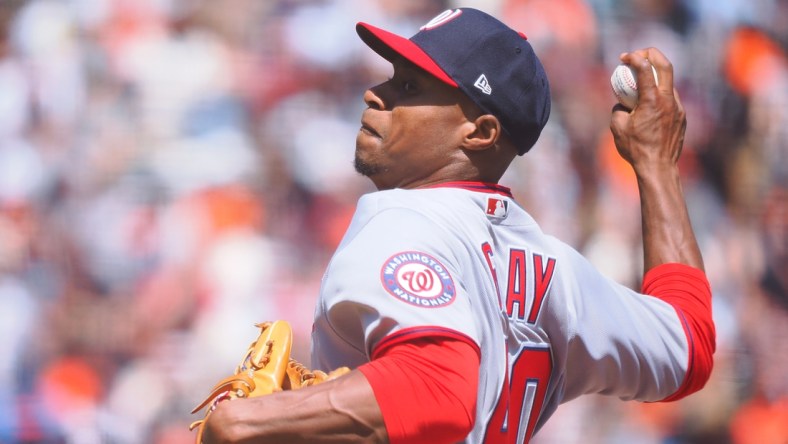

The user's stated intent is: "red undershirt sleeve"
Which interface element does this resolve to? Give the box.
[358,335,480,444]
[641,263,716,402]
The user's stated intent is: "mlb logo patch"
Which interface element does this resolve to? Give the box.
[486,197,508,218]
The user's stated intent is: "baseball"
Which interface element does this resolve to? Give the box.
[610,64,658,110]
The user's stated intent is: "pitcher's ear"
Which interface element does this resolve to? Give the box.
[462,114,501,151]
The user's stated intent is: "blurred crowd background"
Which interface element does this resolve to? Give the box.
[0,0,785,443]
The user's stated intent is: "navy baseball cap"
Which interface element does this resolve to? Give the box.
[356,8,551,155]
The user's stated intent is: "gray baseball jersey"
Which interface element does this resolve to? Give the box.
[311,182,689,443]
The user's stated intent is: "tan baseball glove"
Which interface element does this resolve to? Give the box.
[189,320,350,443]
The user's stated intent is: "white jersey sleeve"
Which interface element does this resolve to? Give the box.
[311,193,480,371]
[544,241,689,402]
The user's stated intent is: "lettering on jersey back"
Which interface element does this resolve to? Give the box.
[505,249,556,323]
[481,242,503,308]
[528,254,556,323]
[506,249,528,319]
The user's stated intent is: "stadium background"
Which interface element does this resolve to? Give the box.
[0,0,785,442]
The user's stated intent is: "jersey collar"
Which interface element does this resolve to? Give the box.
[424,181,513,197]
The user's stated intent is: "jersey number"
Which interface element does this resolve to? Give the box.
[484,346,552,444]
[480,243,554,443]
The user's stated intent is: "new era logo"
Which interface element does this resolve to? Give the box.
[474,74,492,95]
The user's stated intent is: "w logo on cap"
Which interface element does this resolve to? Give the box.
[421,9,463,30]
[474,74,492,95]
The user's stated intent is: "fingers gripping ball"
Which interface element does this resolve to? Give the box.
[610,63,659,110]
[189,321,350,443]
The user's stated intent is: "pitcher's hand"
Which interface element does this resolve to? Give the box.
[610,47,687,176]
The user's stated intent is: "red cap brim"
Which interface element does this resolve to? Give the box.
[356,22,458,88]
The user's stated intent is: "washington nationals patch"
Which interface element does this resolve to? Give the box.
[380,251,456,308]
